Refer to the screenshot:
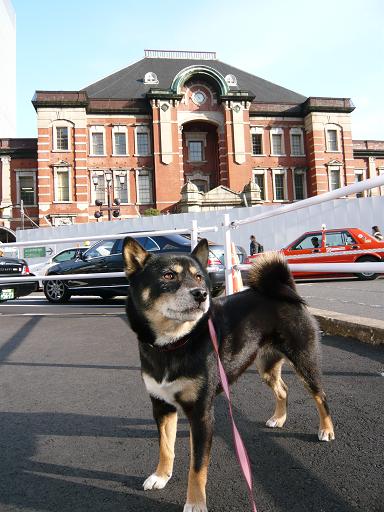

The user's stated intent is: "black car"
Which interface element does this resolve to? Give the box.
[0,256,39,302]
[43,234,247,303]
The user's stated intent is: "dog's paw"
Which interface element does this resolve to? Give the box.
[183,503,208,512]
[266,415,286,428]
[318,428,335,442]
[143,472,171,490]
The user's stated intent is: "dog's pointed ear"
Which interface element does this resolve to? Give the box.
[123,237,150,276]
[191,238,209,269]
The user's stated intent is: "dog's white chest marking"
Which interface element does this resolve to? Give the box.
[142,373,199,406]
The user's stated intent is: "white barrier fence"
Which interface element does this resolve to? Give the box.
[0,261,383,287]
[1,175,384,295]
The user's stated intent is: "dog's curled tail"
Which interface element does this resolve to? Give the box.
[247,251,305,304]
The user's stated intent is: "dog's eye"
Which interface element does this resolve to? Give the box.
[195,274,203,283]
[163,272,175,280]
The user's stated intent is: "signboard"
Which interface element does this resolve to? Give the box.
[24,247,47,258]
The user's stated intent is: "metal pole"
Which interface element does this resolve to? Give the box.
[191,219,198,250]
[20,200,25,230]
[107,183,112,221]
[223,213,233,295]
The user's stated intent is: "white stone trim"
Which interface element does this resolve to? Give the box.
[325,124,342,152]
[252,168,268,201]
[134,125,152,156]
[112,125,129,156]
[289,127,305,156]
[52,120,72,151]
[89,125,106,156]
[270,127,285,156]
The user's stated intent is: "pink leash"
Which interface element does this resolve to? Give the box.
[208,317,258,512]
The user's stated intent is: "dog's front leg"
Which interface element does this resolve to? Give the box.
[143,397,178,490]
[183,407,214,512]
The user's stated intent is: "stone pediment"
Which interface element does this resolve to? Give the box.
[204,185,240,200]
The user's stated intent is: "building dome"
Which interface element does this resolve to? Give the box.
[181,180,199,194]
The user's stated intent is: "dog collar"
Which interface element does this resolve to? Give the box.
[148,315,209,352]
[149,335,192,352]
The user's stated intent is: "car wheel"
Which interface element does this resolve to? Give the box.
[355,256,379,280]
[44,280,71,303]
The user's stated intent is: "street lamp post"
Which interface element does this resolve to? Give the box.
[92,171,125,221]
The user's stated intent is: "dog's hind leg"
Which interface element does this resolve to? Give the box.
[257,349,288,428]
[143,397,178,490]
[281,347,335,442]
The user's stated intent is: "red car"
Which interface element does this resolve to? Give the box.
[246,228,384,280]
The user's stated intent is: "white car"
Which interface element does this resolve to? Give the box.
[29,247,87,288]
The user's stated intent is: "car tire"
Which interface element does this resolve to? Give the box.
[44,279,71,303]
[355,256,379,280]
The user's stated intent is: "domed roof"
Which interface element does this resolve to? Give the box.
[181,180,199,193]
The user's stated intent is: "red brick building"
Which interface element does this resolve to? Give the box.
[1,50,383,235]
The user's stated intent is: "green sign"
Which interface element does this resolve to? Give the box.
[24,247,46,258]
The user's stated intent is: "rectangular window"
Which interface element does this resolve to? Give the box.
[294,172,305,200]
[188,141,204,161]
[137,169,153,203]
[114,132,127,155]
[56,127,69,150]
[271,133,283,155]
[291,134,303,156]
[354,170,364,198]
[137,132,150,155]
[274,174,284,200]
[55,168,70,201]
[253,174,265,200]
[329,168,341,190]
[92,132,104,155]
[251,133,262,155]
[114,173,129,203]
[18,174,36,205]
[95,174,106,203]
[327,130,338,151]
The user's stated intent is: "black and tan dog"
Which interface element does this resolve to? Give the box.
[123,237,334,512]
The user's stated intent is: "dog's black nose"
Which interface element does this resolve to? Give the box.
[190,288,208,303]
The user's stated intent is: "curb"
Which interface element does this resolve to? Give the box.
[309,307,384,346]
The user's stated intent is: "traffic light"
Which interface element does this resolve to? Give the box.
[112,210,120,218]
[94,211,103,219]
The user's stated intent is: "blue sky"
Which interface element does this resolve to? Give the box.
[13,0,384,139]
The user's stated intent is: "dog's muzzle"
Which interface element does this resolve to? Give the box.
[190,288,208,304]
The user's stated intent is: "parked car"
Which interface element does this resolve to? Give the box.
[43,234,247,303]
[246,227,384,280]
[0,254,39,302]
[29,247,88,288]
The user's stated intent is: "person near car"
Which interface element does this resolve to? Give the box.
[249,235,263,255]
[311,236,320,248]
[371,225,383,241]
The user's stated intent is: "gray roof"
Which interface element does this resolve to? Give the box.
[82,57,307,104]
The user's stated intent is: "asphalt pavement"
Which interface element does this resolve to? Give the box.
[0,313,382,512]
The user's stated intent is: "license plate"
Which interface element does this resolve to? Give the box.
[0,288,15,300]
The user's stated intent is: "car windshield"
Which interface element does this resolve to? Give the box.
[53,249,79,263]
[84,240,115,259]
